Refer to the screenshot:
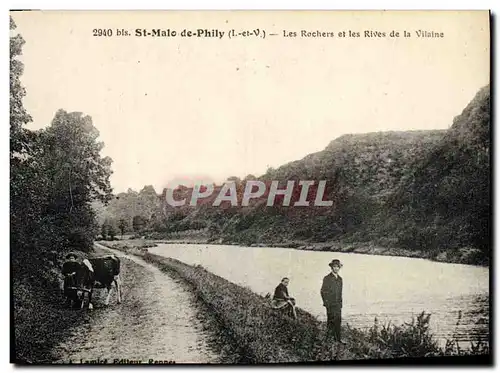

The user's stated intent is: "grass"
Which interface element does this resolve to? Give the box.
[12,249,93,364]
[106,241,490,363]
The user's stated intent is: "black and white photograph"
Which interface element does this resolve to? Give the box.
[10,10,491,364]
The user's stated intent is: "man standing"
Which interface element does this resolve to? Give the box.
[321,259,344,343]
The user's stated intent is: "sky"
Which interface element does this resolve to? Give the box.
[11,10,490,193]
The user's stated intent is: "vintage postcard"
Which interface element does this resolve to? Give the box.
[10,10,490,364]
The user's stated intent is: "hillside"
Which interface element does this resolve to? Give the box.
[373,85,490,263]
[207,129,446,244]
[97,85,490,264]
[94,185,165,234]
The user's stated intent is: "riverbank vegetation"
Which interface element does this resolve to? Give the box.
[11,16,113,363]
[106,241,490,363]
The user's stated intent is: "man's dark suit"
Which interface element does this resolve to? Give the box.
[320,273,343,341]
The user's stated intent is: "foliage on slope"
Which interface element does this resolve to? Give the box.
[97,86,490,264]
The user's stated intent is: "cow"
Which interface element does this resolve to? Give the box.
[73,255,122,309]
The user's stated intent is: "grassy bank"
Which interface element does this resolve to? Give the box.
[104,241,489,363]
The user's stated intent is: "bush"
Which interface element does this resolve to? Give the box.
[367,312,440,357]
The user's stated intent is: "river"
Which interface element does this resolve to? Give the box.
[149,243,489,347]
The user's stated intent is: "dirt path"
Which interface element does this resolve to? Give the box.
[51,245,226,364]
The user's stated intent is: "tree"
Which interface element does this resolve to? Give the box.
[132,215,147,233]
[118,219,128,238]
[10,15,44,257]
[10,16,32,157]
[37,110,114,251]
[94,185,164,233]
[108,224,117,241]
[101,223,108,240]
[101,218,117,241]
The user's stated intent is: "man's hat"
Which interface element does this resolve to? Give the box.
[329,259,342,268]
[65,252,79,260]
